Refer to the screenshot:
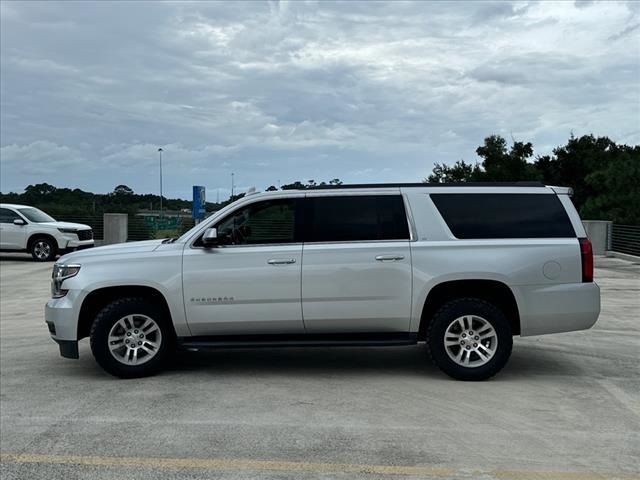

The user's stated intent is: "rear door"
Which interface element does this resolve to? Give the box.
[301,193,412,333]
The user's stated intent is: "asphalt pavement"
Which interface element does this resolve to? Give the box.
[0,253,638,479]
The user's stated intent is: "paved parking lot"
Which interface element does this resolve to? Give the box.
[0,254,638,479]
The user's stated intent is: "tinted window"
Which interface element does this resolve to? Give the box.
[0,208,21,224]
[306,195,409,242]
[431,193,575,239]
[215,199,297,245]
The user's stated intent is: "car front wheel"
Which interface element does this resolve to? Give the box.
[30,237,57,261]
[90,297,174,378]
[427,298,513,381]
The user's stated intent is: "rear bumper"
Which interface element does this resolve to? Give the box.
[517,282,601,336]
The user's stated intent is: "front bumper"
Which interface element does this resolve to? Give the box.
[61,239,94,252]
[53,338,79,359]
[45,292,81,359]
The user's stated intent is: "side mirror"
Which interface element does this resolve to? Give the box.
[202,227,218,247]
[13,219,26,226]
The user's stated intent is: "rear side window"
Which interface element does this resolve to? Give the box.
[430,193,575,239]
[306,195,409,242]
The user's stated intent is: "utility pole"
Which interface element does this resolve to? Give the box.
[158,148,163,217]
[231,172,235,199]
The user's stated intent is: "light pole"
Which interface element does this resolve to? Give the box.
[231,172,235,199]
[158,148,163,217]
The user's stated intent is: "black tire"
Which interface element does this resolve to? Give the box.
[30,236,57,261]
[426,298,513,381]
[90,297,174,378]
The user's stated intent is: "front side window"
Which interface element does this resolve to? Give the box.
[17,207,55,223]
[0,208,22,224]
[214,199,297,245]
[306,195,409,242]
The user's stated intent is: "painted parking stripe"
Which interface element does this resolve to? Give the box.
[1,453,638,479]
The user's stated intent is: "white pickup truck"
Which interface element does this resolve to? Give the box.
[45,183,600,380]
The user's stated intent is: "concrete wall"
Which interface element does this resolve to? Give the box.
[582,220,611,255]
[103,213,128,245]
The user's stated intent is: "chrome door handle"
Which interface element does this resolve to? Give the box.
[267,258,297,265]
[375,255,405,262]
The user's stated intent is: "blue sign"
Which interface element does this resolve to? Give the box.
[192,186,206,220]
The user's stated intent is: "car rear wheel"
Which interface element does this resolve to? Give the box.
[90,297,174,378]
[426,298,513,381]
[30,237,57,261]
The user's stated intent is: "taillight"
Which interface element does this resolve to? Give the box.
[579,238,593,283]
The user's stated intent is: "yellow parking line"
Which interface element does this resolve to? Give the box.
[1,453,638,479]
[0,453,452,476]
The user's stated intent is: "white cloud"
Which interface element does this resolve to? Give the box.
[1,0,638,198]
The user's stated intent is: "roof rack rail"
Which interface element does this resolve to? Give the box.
[304,181,546,190]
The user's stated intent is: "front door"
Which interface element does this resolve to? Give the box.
[301,194,413,333]
[0,208,27,249]
[182,197,304,336]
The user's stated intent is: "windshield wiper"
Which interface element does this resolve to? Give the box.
[162,237,178,244]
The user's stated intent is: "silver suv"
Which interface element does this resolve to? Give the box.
[45,182,600,380]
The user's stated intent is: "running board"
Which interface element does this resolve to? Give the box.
[178,332,418,350]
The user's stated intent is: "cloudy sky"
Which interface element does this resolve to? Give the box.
[1,1,639,200]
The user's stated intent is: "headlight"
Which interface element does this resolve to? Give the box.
[51,264,81,298]
[58,228,78,234]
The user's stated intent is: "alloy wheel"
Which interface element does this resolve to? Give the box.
[108,314,163,366]
[33,241,51,260]
[444,315,498,368]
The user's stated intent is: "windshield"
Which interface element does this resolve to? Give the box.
[18,207,56,223]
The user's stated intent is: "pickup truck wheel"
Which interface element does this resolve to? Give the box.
[426,298,512,381]
[90,298,173,378]
[30,237,57,261]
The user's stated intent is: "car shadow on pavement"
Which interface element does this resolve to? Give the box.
[0,254,39,262]
[160,343,581,380]
[167,345,440,378]
[52,341,582,381]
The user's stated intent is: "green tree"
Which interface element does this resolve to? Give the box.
[580,148,640,224]
[476,135,538,181]
[426,160,483,183]
[534,134,618,212]
[279,179,342,190]
[425,135,538,184]
[23,183,57,202]
[425,133,639,224]
[113,184,134,195]
[535,135,639,223]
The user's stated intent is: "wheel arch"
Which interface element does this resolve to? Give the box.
[418,279,520,340]
[27,232,58,251]
[78,285,176,340]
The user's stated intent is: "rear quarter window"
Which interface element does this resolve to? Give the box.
[430,193,576,239]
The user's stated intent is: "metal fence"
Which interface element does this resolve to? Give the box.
[610,224,640,257]
[53,214,639,256]
[56,214,195,242]
[55,215,104,240]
